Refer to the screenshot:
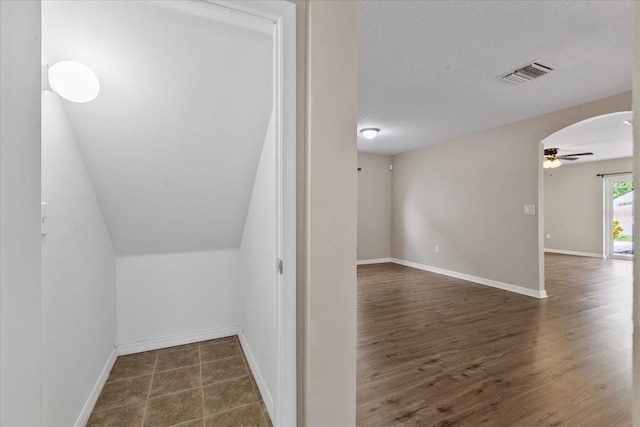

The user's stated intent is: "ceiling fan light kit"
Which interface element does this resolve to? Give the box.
[543,158,562,169]
[543,147,592,169]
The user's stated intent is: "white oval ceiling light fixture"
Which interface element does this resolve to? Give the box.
[360,128,380,140]
[48,61,100,103]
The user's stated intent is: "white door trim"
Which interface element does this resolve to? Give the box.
[206,2,297,426]
[211,2,297,426]
[604,174,634,260]
[145,1,297,425]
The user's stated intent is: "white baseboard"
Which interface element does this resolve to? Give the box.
[116,325,239,355]
[357,258,392,265]
[74,348,118,427]
[238,332,274,422]
[544,248,604,258]
[391,258,548,299]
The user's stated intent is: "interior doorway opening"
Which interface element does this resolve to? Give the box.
[40,1,296,425]
[539,110,633,299]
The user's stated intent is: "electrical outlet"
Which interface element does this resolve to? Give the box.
[546,234,551,240]
[435,245,440,253]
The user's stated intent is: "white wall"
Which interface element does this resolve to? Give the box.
[357,153,392,261]
[42,0,273,257]
[391,92,631,293]
[41,93,117,426]
[0,2,43,425]
[545,157,633,256]
[239,112,277,415]
[116,250,240,349]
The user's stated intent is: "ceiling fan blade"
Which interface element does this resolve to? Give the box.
[559,156,579,161]
[560,152,593,157]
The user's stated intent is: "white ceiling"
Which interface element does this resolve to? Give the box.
[542,111,633,164]
[358,0,633,155]
[43,1,273,255]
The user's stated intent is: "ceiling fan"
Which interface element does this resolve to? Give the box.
[543,148,593,169]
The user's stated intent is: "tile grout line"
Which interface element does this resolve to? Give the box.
[105,370,164,384]
[141,351,159,427]
[200,353,243,365]
[207,401,263,418]
[89,337,269,426]
[114,373,249,404]
[203,373,250,388]
[154,362,201,375]
[143,385,206,400]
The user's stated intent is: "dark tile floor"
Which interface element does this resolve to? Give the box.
[88,336,272,427]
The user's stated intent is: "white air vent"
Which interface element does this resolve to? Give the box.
[499,61,554,85]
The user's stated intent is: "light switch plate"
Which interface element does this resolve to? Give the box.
[524,204,536,215]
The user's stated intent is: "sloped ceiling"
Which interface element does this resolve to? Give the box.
[358,0,633,155]
[43,1,273,255]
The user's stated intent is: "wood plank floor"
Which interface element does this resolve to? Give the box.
[357,254,632,426]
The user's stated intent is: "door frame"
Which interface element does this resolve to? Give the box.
[211,2,297,426]
[604,173,634,260]
[147,1,297,425]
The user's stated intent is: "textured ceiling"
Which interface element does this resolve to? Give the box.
[358,0,633,155]
[43,0,273,255]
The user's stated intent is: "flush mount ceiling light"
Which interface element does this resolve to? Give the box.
[360,128,380,140]
[47,61,100,103]
[623,120,632,126]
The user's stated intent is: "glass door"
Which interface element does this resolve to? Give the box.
[606,174,633,259]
